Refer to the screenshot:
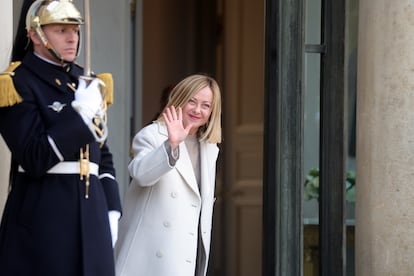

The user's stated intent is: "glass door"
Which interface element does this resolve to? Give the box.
[303,0,357,275]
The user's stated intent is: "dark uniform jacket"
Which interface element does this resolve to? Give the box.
[0,52,122,276]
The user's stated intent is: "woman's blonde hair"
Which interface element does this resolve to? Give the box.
[157,74,222,143]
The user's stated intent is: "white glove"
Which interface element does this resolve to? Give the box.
[108,210,121,248]
[71,78,103,124]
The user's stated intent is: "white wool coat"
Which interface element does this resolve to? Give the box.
[115,122,219,276]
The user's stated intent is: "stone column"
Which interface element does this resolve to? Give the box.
[356,1,414,275]
[0,0,12,217]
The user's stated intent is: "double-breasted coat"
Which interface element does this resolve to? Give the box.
[115,122,219,276]
[0,52,122,276]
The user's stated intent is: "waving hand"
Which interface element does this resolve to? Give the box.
[162,106,193,149]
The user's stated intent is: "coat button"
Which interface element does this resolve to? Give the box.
[170,191,177,198]
[156,250,163,258]
[163,221,171,228]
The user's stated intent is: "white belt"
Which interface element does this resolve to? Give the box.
[18,161,99,176]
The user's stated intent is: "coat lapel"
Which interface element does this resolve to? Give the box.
[200,142,219,199]
[175,144,200,196]
[157,123,219,198]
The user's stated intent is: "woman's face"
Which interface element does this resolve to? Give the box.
[182,86,213,135]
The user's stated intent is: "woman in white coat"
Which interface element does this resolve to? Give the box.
[115,74,222,276]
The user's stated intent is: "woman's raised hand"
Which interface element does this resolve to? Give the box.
[162,106,193,149]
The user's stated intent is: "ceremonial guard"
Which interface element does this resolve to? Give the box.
[0,1,121,275]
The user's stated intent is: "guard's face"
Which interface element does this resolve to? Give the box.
[32,23,80,63]
[182,86,213,135]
